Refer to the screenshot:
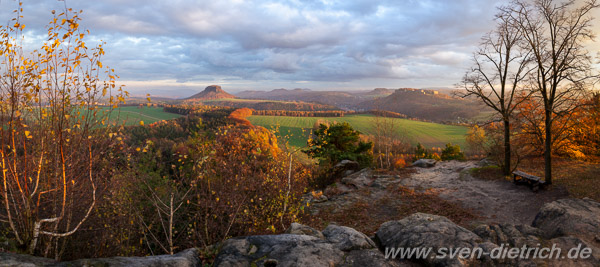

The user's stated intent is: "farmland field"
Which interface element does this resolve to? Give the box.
[247,114,468,148]
[104,106,182,125]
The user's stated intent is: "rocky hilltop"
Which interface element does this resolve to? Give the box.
[212,198,599,267]
[185,85,235,100]
[2,198,598,266]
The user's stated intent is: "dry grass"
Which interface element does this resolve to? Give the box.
[517,157,600,201]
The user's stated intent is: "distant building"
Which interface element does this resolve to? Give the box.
[395,88,439,95]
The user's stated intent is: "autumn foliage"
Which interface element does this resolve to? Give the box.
[228,107,253,125]
[0,3,125,258]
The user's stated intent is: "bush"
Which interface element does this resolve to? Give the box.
[304,122,373,168]
[393,158,407,169]
[303,122,373,188]
[441,143,466,161]
[412,143,440,161]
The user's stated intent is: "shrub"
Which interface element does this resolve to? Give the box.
[303,122,373,188]
[441,143,466,161]
[393,158,407,169]
[412,143,441,161]
[304,122,373,168]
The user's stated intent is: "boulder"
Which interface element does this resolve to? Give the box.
[477,158,495,167]
[322,224,376,251]
[0,248,201,267]
[335,160,360,170]
[0,252,56,267]
[214,223,401,267]
[304,190,328,203]
[285,222,325,239]
[532,198,600,240]
[213,234,344,267]
[411,159,437,168]
[341,249,407,267]
[341,168,373,189]
[547,236,600,267]
[334,160,360,176]
[473,223,543,248]
[375,213,481,266]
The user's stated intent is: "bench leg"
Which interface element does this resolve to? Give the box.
[532,184,539,193]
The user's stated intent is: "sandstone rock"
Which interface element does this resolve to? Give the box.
[313,194,328,203]
[375,213,481,266]
[55,248,201,267]
[322,224,376,251]
[473,223,543,248]
[477,158,495,167]
[411,159,437,168]
[341,168,373,189]
[547,236,600,267]
[0,248,201,267]
[304,190,329,203]
[532,198,600,241]
[214,234,344,267]
[0,252,56,267]
[214,223,403,267]
[341,249,408,267]
[285,222,325,239]
[334,160,360,175]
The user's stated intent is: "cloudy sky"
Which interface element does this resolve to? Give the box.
[1,0,598,97]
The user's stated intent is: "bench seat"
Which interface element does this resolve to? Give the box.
[512,170,546,192]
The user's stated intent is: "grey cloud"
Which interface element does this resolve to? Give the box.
[0,0,517,93]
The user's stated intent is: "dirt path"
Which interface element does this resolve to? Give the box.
[400,161,569,225]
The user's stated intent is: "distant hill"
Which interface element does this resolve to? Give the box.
[358,88,483,122]
[186,85,235,100]
[236,88,393,109]
[360,88,393,96]
[235,87,485,122]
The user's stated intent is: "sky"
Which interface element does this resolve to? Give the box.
[0,0,598,98]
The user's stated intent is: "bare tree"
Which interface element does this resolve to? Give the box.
[461,6,533,175]
[371,100,408,169]
[507,0,599,184]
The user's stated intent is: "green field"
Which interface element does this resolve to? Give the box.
[106,106,182,125]
[247,114,468,148]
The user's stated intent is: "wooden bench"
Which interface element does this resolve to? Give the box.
[512,170,546,192]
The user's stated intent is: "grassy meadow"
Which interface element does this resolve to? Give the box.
[104,106,182,125]
[247,114,468,148]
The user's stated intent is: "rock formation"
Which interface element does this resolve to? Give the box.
[2,198,599,266]
[185,85,236,100]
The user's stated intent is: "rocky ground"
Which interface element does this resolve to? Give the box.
[305,160,569,233]
[211,198,600,266]
[400,160,569,225]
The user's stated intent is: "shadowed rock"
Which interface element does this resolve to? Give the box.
[532,198,600,240]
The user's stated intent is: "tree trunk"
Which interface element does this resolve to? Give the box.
[544,109,552,184]
[503,119,511,176]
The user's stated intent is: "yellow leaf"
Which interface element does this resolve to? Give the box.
[139,121,144,126]
[97,61,102,68]
[24,131,32,139]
